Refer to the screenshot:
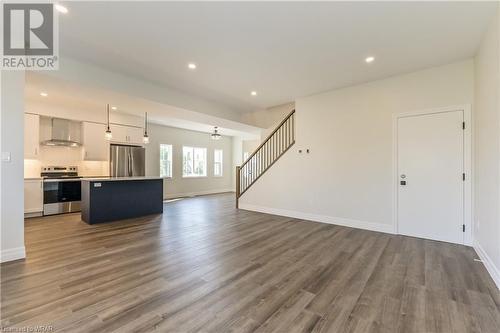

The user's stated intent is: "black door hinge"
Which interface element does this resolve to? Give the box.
[462,122,466,130]
[462,173,466,181]
[462,224,465,232]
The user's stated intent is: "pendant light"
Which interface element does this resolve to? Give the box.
[143,112,149,144]
[105,104,112,140]
[211,126,221,140]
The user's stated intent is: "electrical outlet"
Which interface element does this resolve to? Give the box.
[1,152,11,162]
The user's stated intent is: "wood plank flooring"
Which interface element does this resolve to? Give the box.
[1,193,499,332]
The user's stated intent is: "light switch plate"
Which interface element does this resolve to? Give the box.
[1,152,11,162]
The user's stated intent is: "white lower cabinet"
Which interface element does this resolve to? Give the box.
[24,179,43,217]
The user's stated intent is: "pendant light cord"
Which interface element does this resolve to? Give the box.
[106,104,110,131]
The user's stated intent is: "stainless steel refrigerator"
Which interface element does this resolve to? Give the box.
[110,144,146,177]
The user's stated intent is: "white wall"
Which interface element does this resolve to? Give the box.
[24,101,236,197]
[232,136,243,190]
[243,102,295,140]
[1,71,26,262]
[26,100,144,127]
[240,60,474,234]
[46,57,245,123]
[242,102,295,130]
[240,103,295,159]
[23,102,143,178]
[474,6,500,289]
[24,147,108,178]
[146,123,233,198]
[242,139,260,159]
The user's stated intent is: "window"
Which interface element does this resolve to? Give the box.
[183,146,207,177]
[159,144,173,178]
[214,149,223,176]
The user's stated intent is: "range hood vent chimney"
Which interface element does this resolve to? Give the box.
[41,117,82,147]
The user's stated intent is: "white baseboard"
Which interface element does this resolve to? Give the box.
[164,188,234,200]
[474,241,500,290]
[0,246,26,263]
[239,203,395,235]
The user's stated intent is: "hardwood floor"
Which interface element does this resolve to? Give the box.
[1,193,499,332]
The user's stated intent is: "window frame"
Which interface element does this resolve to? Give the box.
[213,149,223,177]
[182,146,208,178]
[159,144,173,179]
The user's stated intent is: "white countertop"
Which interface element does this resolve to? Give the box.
[81,176,163,182]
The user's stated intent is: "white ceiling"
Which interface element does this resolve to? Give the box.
[57,1,496,112]
[25,73,263,140]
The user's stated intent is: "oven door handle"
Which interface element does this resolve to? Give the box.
[128,150,132,177]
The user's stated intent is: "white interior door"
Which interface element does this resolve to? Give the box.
[397,110,464,244]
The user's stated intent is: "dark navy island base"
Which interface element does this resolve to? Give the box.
[81,178,163,224]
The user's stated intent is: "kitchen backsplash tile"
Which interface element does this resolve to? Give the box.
[24,146,108,178]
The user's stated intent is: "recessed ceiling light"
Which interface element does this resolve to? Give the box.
[55,4,68,14]
[111,106,117,110]
[188,63,197,70]
[365,56,375,63]
[40,92,48,97]
[251,91,257,96]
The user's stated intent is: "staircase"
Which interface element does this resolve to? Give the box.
[236,109,296,207]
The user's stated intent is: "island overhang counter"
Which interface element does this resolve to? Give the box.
[81,177,163,224]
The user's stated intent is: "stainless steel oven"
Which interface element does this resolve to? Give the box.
[41,166,82,215]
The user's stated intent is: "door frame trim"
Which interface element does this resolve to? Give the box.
[392,104,472,245]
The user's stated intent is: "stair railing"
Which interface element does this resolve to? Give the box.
[236,109,296,207]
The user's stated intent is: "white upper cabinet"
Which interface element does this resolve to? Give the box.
[24,113,40,159]
[126,126,144,144]
[82,122,108,161]
[110,124,144,145]
[109,124,127,143]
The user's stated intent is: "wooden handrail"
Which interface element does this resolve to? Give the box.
[235,166,241,208]
[238,139,295,198]
[236,109,296,207]
[241,109,295,168]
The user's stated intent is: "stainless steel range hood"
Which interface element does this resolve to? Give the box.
[41,117,82,147]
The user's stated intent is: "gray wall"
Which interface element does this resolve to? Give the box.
[146,123,234,198]
[474,6,500,287]
[240,60,474,234]
[1,71,26,262]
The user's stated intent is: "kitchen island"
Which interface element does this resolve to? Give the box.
[81,177,163,224]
